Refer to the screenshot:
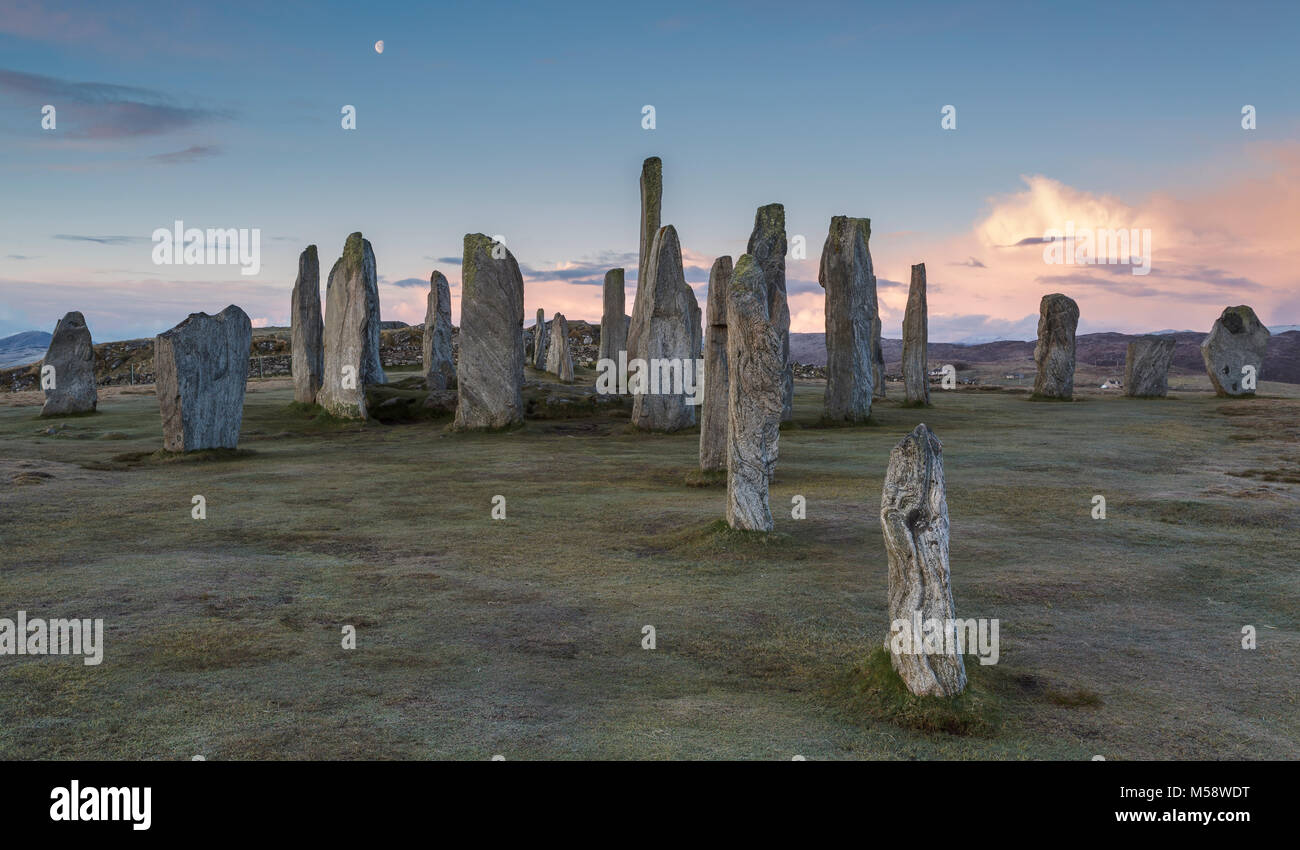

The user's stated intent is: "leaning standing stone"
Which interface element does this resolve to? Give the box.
[699,256,733,471]
[599,268,627,363]
[40,311,97,417]
[1032,293,1079,400]
[818,216,874,421]
[532,308,547,370]
[423,270,456,391]
[545,312,574,382]
[1124,335,1176,398]
[454,234,525,429]
[291,245,323,404]
[318,234,382,418]
[154,305,251,451]
[1201,306,1270,397]
[902,263,930,405]
[726,255,784,532]
[628,225,699,431]
[747,203,791,420]
[880,423,966,697]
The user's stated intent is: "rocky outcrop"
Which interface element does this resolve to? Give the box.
[545,312,574,382]
[40,311,97,417]
[1201,306,1270,397]
[1032,293,1079,400]
[818,216,874,421]
[628,225,700,432]
[454,234,525,430]
[423,270,456,391]
[902,263,930,405]
[699,256,732,471]
[154,305,251,451]
[1124,335,1176,398]
[880,423,966,697]
[291,246,323,404]
[319,234,382,418]
[747,203,791,420]
[599,268,627,363]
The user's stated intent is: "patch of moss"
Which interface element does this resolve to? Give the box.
[834,648,1002,736]
[1045,688,1103,708]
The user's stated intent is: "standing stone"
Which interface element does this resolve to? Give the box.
[628,225,699,432]
[40,311,97,417]
[747,203,791,420]
[545,312,574,382]
[818,216,874,421]
[599,268,627,363]
[154,305,251,452]
[880,423,966,698]
[290,246,323,404]
[1124,335,1176,398]
[1201,306,1270,397]
[699,256,733,471]
[319,234,382,418]
[902,263,930,405]
[423,270,455,391]
[1032,293,1079,400]
[532,308,547,370]
[872,314,886,399]
[726,255,784,531]
[637,157,662,304]
[455,234,525,430]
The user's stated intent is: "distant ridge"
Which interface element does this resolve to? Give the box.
[0,330,51,370]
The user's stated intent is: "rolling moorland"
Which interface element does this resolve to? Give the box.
[0,362,1296,759]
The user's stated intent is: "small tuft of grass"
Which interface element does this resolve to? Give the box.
[834,648,1002,736]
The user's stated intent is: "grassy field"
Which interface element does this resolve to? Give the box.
[1,367,1297,760]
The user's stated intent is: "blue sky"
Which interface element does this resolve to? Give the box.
[2,0,1298,342]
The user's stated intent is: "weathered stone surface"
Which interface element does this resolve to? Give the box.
[628,225,699,432]
[880,423,966,697]
[818,216,874,421]
[154,305,251,452]
[532,308,547,370]
[1201,306,1270,397]
[903,263,930,405]
[290,246,323,404]
[872,314,885,399]
[599,268,627,363]
[747,203,791,420]
[423,270,455,391]
[455,234,525,430]
[1124,335,1176,398]
[1032,293,1079,399]
[545,312,574,382]
[726,255,784,531]
[40,311,97,416]
[319,234,383,418]
[699,256,732,471]
[638,157,662,302]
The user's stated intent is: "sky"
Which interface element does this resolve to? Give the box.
[1,0,1298,343]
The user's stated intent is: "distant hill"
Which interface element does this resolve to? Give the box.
[0,331,51,369]
[790,330,1300,384]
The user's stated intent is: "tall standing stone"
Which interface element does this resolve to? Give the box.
[818,216,874,421]
[532,308,547,370]
[290,246,323,405]
[599,268,627,363]
[628,225,699,432]
[455,234,525,430]
[154,305,251,452]
[699,256,733,471]
[880,423,966,698]
[423,270,456,391]
[1032,293,1079,400]
[902,263,930,405]
[872,314,886,399]
[545,312,574,382]
[726,255,784,532]
[319,234,382,418]
[40,311,97,417]
[1124,335,1176,398]
[1201,306,1270,397]
[747,203,791,420]
[637,156,662,304]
